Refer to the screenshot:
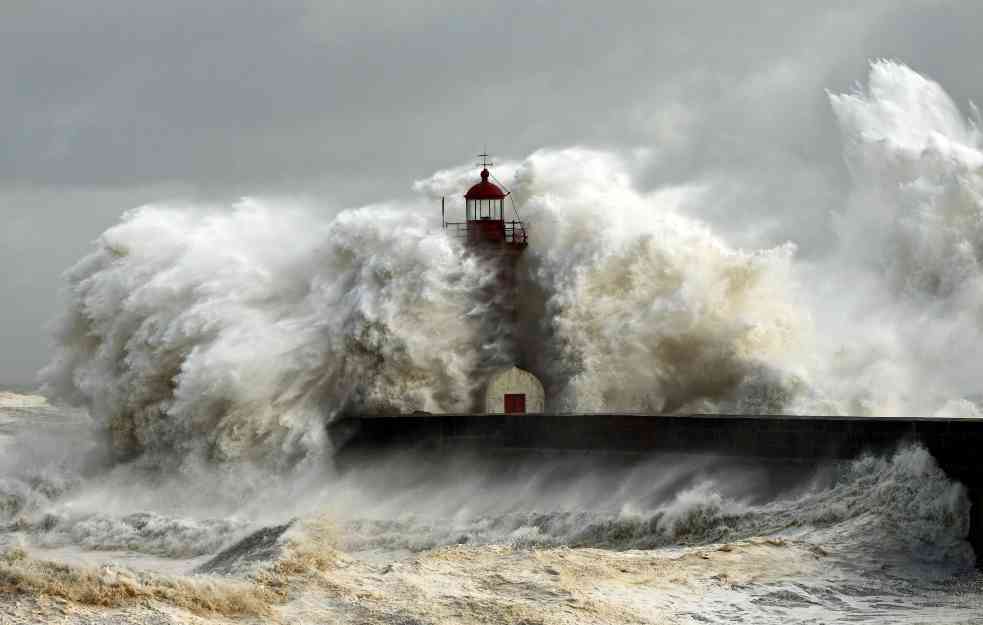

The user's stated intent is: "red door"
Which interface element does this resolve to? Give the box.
[504,393,526,414]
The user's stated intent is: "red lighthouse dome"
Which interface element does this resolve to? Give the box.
[465,168,506,200]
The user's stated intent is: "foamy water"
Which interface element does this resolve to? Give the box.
[1,397,981,624]
[3,61,983,623]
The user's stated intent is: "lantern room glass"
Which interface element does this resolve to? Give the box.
[467,199,504,221]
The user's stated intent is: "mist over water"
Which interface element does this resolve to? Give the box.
[3,61,983,623]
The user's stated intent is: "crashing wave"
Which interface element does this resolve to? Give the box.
[37,61,983,471]
[40,202,491,465]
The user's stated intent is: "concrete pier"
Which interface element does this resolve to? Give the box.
[329,412,983,563]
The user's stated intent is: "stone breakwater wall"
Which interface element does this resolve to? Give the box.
[330,413,983,563]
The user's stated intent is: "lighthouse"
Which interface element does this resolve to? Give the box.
[442,155,544,414]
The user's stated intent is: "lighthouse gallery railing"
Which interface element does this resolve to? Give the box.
[443,220,528,245]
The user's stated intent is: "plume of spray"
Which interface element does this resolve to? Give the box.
[814,60,983,416]
[517,150,811,413]
[39,60,983,475]
[41,200,495,468]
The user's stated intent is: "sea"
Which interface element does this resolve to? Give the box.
[2,391,982,624]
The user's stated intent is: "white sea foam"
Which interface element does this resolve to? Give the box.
[1,396,978,624]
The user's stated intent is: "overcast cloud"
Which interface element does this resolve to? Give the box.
[2,0,981,384]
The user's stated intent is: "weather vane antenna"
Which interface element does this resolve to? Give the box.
[476,151,494,169]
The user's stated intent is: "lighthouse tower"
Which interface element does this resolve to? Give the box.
[442,155,543,414]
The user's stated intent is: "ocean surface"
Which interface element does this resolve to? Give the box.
[2,391,982,624]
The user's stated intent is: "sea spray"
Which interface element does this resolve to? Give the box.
[40,203,493,465]
[42,163,812,466]
[523,168,806,413]
[37,61,983,473]
[418,148,813,414]
[812,60,983,415]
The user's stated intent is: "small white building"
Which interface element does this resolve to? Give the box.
[484,366,545,414]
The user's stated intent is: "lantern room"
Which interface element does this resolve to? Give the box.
[465,168,506,221]
[441,154,527,251]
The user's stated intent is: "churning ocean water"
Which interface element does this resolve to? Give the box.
[1,392,982,624]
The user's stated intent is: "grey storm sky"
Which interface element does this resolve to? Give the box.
[2,0,982,384]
